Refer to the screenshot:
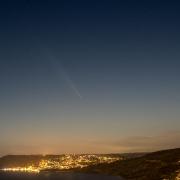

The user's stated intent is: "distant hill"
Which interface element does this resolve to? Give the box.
[78,148,180,180]
[0,154,123,170]
[0,154,143,169]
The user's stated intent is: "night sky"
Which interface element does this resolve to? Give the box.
[0,0,180,155]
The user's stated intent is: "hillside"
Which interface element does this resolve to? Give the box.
[0,154,122,171]
[78,148,180,180]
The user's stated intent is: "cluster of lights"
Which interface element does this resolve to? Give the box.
[38,155,120,170]
[2,166,39,173]
[1,154,121,173]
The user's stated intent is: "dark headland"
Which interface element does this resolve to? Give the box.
[76,148,180,180]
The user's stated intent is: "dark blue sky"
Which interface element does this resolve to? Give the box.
[0,0,180,154]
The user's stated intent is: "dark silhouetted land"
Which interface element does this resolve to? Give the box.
[0,148,180,179]
[77,148,180,180]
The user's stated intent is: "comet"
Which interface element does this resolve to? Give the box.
[48,54,83,99]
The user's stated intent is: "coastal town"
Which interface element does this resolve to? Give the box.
[1,154,121,173]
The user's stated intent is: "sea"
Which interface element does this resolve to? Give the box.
[0,171,124,180]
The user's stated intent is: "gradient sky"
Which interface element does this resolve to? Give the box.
[0,0,180,155]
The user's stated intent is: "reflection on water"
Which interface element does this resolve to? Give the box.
[0,172,124,180]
